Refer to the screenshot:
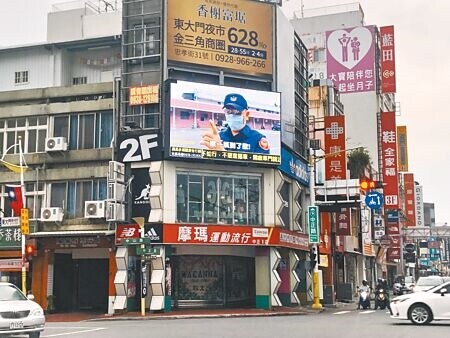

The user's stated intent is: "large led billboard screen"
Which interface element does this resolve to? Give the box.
[169,81,281,165]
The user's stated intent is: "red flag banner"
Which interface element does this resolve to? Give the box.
[5,185,23,216]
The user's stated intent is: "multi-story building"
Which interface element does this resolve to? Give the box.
[0,2,121,313]
[285,2,399,290]
[0,0,314,314]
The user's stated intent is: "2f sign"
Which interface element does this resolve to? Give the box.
[120,134,158,162]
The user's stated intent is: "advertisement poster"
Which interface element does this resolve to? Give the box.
[167,0,273,76]
[169,80,281,165]
[326,25,375,93]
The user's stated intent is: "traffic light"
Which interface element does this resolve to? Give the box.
[359,178,375,192]
[309,247,317,271]
[25,244,36,261]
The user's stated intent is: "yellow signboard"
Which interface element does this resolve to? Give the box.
[20,208,29,235]
[167,0,273,76]
[397,125,408,172]
[129,84,159,106]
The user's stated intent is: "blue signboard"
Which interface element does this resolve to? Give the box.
[365,191,384,210]
[386,210,399,223]
[279,147,309,186]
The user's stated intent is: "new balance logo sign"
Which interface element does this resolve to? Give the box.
[145,227,159,241]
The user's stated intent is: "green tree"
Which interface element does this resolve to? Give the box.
[347,148,371,179]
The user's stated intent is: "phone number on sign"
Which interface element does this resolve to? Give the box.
[214,54,266,68]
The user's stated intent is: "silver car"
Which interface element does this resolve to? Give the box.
[412,276,450,292]
[0,282,45,338]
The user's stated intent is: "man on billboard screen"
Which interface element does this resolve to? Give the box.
[201,93,270,154]
[169,80,281,165]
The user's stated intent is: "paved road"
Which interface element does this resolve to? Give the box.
[38,308,450,338]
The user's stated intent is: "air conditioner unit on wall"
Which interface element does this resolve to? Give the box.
[84,200,106,218]
[45,137,68,152]
[106,201,125,222]
[40,207,64,222]
[108,161,125,183]
[108,182,126,201]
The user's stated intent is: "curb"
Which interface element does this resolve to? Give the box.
[86,309,319,322]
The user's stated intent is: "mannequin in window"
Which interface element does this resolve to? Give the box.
[177,184,186,222]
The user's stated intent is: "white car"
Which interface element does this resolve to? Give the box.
[390,281,450,325]
[0,282,45,337]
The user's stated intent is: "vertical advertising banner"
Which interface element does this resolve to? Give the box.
[403,173,416,227]
[380,26,396,94]
[396,126,409,172]
[380,112,399,209]
[324,115,347,180]
[167,0,273,76]
[326,25,376,93]
[335,208,351,236]
[415,185,425,227]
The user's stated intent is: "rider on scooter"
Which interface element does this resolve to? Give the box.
[357,280,371,310]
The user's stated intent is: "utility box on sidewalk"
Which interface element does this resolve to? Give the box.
[336,283,353,302]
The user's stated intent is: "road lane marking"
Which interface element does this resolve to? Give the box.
[333,311,351,315]
[361,310,376,314]
[43,327,106,337]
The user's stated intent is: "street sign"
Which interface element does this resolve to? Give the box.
[0,217,20,227]
[136,247,161,256]
[379,234,392,248]
[20,208,29,235]
[404,243,416,253]
[308,206,320,243]
[364,191,383,210]
[123,237,152,245]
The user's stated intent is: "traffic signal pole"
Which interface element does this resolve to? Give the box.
[309,148,323,310]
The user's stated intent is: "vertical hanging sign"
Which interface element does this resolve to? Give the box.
[324,115,347,180]
[380,26,396,93]
[403,173,416,227]
[380,112,399,209]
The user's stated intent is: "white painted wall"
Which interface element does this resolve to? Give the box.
[276,7,296,150]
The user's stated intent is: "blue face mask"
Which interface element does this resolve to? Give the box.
[226,114,245,131]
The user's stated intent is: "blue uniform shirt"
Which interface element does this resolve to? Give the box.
[219,125,270,154]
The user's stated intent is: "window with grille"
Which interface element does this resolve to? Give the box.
[14,71,29,84]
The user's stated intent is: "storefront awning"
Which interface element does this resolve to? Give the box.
[29,230,115,238]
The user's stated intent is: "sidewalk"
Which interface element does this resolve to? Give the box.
[45,305,323,322]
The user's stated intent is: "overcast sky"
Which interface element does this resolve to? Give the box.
[1,0,449,223]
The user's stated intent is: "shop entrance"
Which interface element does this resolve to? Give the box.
[54,254,108,313]
[171,255,255,309]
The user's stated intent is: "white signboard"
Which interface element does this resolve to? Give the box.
[414,186,424,226]
[0,217,20,227]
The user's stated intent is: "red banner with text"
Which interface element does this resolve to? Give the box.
[380,112,399,209]
[380,26,396,94]
[324,115,347,180]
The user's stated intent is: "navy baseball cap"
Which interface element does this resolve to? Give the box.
[223,93,248,111]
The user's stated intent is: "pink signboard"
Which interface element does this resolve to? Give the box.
[326,26,376,93]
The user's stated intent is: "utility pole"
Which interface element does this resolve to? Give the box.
[309,148,323,310]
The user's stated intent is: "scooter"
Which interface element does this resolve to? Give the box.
[359,289,371,309]
[374,288,387,310]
